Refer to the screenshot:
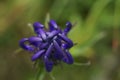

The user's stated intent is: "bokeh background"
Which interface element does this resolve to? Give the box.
[0,0,120,80]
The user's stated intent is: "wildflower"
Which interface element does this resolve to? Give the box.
[19,20,74,72]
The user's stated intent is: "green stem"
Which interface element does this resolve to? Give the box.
[49,72,56,80]
[36,69,46,80]
[73,61,91,66]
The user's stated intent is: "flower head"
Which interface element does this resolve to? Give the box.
[19,20,74,72]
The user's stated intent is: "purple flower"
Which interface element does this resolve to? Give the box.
[19,20,74,72]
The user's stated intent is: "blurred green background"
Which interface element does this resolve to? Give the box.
[0,0,120,80]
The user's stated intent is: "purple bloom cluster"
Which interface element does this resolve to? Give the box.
[19,20,74,72]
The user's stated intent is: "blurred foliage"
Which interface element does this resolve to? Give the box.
[0,0,120,80]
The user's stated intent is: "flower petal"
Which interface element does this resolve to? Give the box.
[61,43,72,49]
[58,34,73,47]
[62,50,74,64]
[49,20,58,31]
[29,36,42,46]
[63,22,72,35]
[55,38,62,46]
[33,22,44,31]
[44,56,53,72]
[36,29,47,41]
[45,43,53,57]
[40,42,49,49]
[29,36,42,42]
[19,38,34,51]
[53,40,64,56]
[47,30,59,39]
[53,49,63,60]
[31,50,45,61]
